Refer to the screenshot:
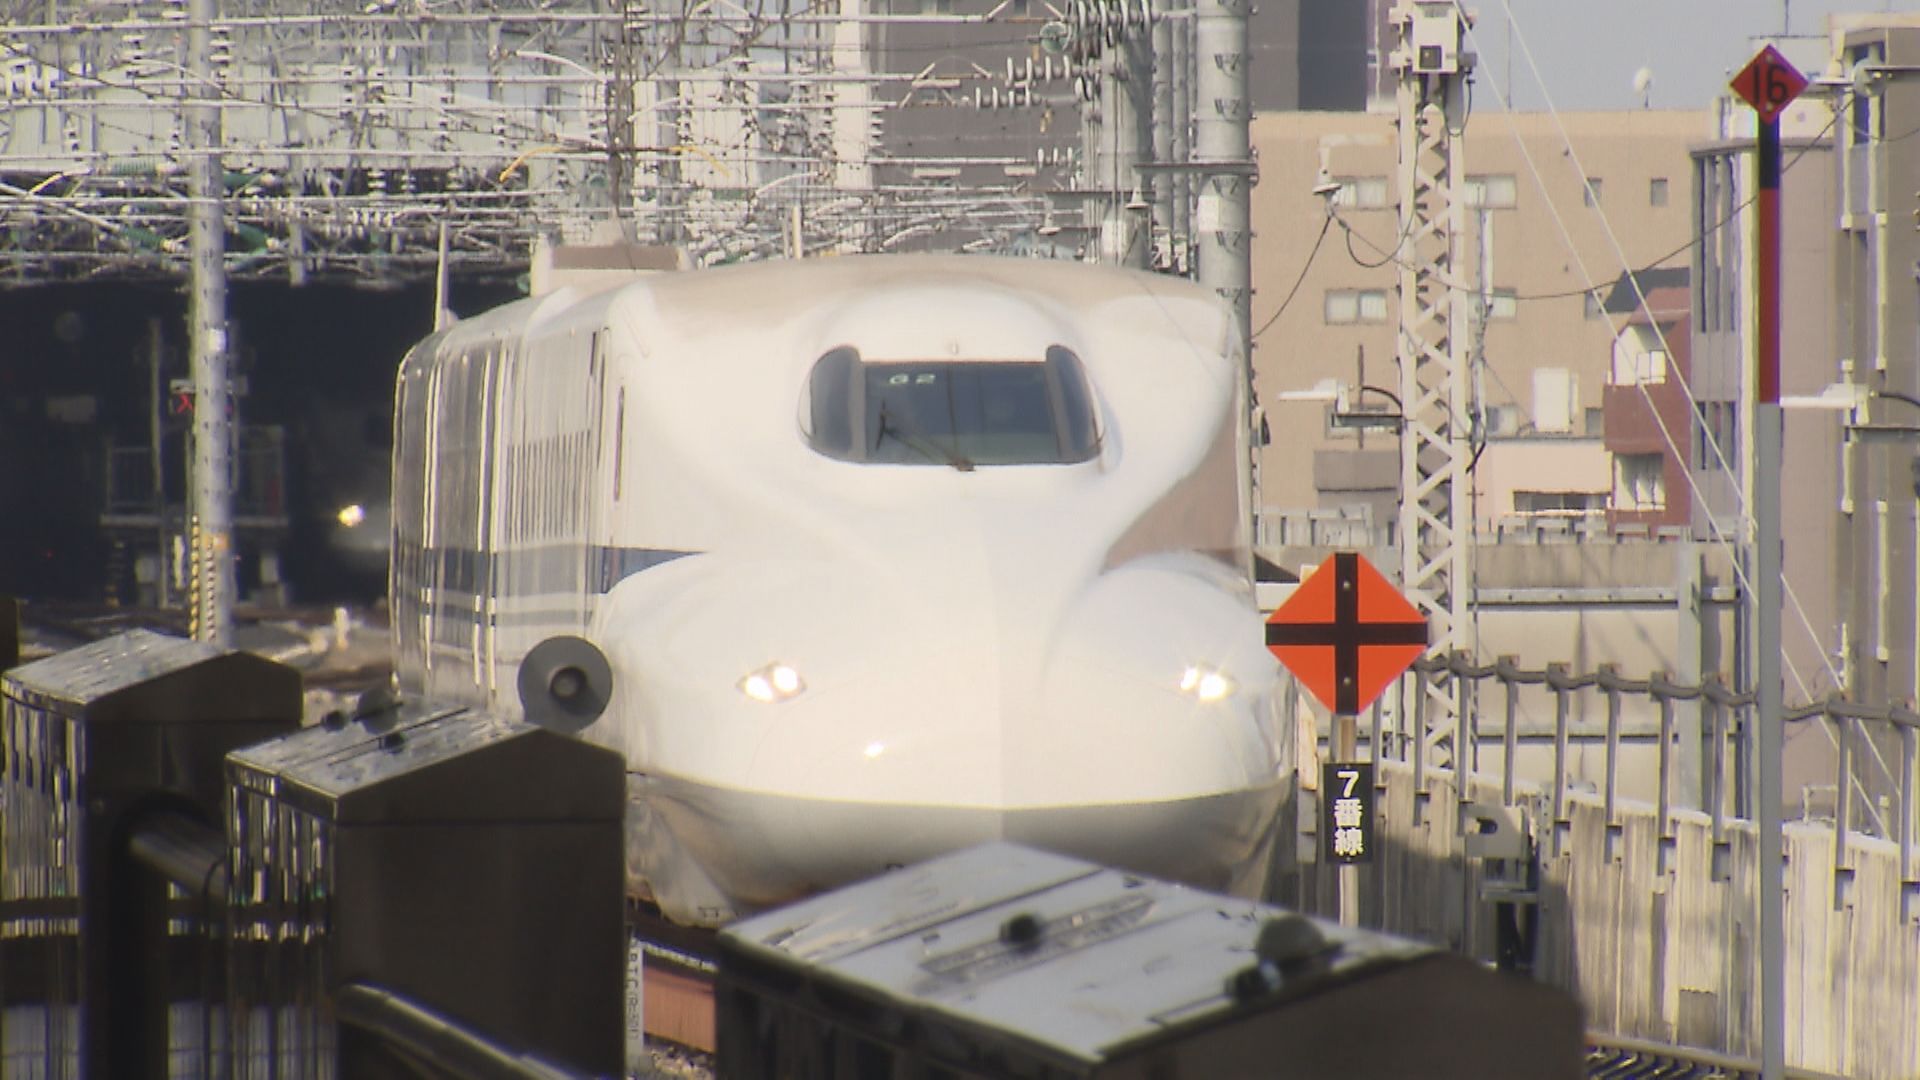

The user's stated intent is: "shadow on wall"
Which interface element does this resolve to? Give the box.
[1270,764,1586,1030]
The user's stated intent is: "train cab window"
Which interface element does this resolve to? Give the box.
[804,345,1100,467]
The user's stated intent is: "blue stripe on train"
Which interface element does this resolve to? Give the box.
[396,542,699,598]
[593,545,697,594]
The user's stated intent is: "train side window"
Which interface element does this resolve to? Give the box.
[805,346,860,458]
[1044,345,1100,458]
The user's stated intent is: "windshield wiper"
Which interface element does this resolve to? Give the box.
[875,405,974,472]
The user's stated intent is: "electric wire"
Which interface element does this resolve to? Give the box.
[1459,0,1830,702]
[1461,0,1898,822]
[1250,210,1332,341]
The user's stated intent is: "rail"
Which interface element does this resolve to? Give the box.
[335,984,591,1080]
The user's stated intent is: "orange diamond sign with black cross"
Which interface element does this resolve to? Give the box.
[1266,552,1429,715]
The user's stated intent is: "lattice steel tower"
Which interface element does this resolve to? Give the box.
[1390,0,1474,759]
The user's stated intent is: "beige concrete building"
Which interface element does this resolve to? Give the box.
[1248,109,1711,528]
[1829,18,1920,710]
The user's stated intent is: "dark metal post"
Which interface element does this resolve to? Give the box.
[149,319,169,609]
[1754,97,1787,1080]
[1600,664,1622,860]
[1500,656,1518,806]
[1549,663,1570,855]
[1655,676,1675,875]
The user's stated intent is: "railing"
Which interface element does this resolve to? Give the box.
[1369,652,1920,904]
[101,425,289,523]
[1256,507,1394,551]
[1257,507,1707,548]
[1584,1032,1847,1080]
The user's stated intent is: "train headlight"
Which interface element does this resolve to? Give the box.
[738,662,807,704]
[1178,665,1235,703]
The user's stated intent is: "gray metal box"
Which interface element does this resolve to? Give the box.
[1,629,301,1079]
[224,700,626,1079]
[717,842,1585,1079]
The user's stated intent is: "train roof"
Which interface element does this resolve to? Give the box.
[619,253,1225,315]
[429,254,1236,364]
[716,842,1584,1076]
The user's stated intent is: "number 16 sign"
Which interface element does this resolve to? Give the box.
[1731,44,1808,124]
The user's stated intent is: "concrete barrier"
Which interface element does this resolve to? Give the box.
[1287,762,1920,1079]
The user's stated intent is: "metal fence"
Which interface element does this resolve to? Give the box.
[1364,652,1919,901]
[1583,1033,1846,1080]
[102,427,287,523]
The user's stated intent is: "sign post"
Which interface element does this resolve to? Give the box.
[1730,43,1804,1080]
[1267,552,1429,924]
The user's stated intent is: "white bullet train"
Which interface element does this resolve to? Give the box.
[389,254,1294,926]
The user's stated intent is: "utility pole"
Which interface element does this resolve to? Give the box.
[1094,25,1151,267]
[611,0,643,226]
[1390,0,1473,770]
[1066,1,1154,268]
[1150,7,1174,268]
[1170,0,1192,272]
[655,0,687,246]
[1729,43,1807,1080]
[187,0,234,646]
[1192,0,1252,347]
[830,0,874,218]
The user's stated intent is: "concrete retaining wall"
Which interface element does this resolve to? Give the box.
[1285,762,1920,1078]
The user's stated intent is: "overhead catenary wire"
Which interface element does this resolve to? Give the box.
[1456,1,1897,831]
[0,0,1071,276]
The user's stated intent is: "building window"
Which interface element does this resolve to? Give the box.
[1532,367,1577,433]
[1583,178,1603,206]
[1612,347,1668,385]
[1485,403,1522,437]
[1693,400,1739,469]
[1334,176,1389,209]
[1615,454,1665,511]
[1513,490,1608,516]
[1464,174,1517,209]
[1649,177,1669,206]
[1325,289,1389,324]
[1850,45,1883,143]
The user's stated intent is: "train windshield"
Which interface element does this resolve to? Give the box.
[805,346,1100,467]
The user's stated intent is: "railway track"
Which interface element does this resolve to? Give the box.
[627,901,720,1059]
